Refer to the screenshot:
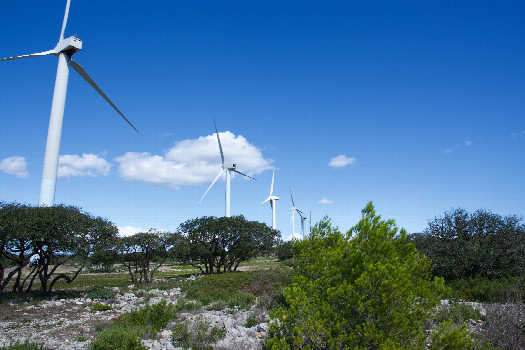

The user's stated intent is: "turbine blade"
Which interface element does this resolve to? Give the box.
[60,0,72,41]
[289,188,295,207]
[261,197,270,204]
[0,50,56,61]
[69,60,139,133]
[213,119,225,166]
[290,209,295,223]
[270,170,275,196]
[231,169,256,180]
[199,169,223,203]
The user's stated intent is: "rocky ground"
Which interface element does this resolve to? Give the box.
[0,284,269,350]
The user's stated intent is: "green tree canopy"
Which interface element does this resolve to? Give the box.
[409,208,525,280]
[118,230,169,284]
[0,202,118,295]
[173,216,280,274]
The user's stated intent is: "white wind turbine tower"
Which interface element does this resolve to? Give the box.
[298,210,308,239]
[200,120,256,217]
[0,0,138,206]
[289,188,306,239]
[261,170,279,229]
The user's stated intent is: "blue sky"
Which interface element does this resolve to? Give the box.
[1,0,524,239]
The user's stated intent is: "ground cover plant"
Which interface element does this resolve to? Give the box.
[180,265,293,310]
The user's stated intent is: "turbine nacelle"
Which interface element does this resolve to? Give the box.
[53,36,82,55]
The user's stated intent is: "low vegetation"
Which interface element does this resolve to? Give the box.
[1,201,525,349]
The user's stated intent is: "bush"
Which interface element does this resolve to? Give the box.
[0,342,44,350]
[448,276,524,303]
[172,316,226,350]
[91,300,177,349]
[181,266,292,310]
[91,324,146,350]
[116,300,177,336]
[266,203,471,349]
[428,321,474,350]
[274,241,294,261]
[87,287,115,300]
[433,303,483,325]
[482,303,525,350]
[410,208,525,280]
[90,303,113,312]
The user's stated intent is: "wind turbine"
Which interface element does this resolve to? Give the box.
[0,0,138,206]
[261,170,279,229]
[289,188,306,239]
[298,210,308,239]
[199,120,255,217]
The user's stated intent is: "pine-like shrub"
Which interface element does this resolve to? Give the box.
[267,203,472,349]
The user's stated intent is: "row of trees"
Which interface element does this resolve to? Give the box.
[0,202,280,295]
[409,208,525,280]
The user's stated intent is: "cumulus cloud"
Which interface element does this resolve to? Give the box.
[465,140,473,146]
[0,156,29,178]
[318,198,335,205]
[328,155,356,168]
[117,225,147,237]
[57,153,112,178]
[115,131,273,189]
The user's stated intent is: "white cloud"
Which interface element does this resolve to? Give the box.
[117,226,147,237]
[318,198,335,205]
[443,148,452,155]
[465,140,473,146]
[115,131,273,189]
[0,156,29,178]
[58,153,112,178]
[328,155,356,168]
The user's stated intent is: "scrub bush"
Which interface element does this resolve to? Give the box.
[266,203,472,349]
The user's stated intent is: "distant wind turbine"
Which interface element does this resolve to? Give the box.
[261,170,279,229]
[289,188,306,239]
[0,0,138,206]
[200,120,256,217]
[298,210,308,239]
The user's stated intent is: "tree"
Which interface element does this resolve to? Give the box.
[0,203,118,295]
[118,230,169,284]
[410,208,525,280]
[0,202,33,293]
[266,203,468,349]
[173,216,280,274]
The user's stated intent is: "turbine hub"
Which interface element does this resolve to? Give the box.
[54,36,82,56]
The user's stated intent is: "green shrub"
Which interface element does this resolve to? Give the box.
[172,316,226,350]
[181,266,292,310]
[175,299,204,312]
[90,303,113,312]
[116,300,177,336]
[410,208,525,280]
[91,324,146,350]
[92,300,177,349]
[429,321,474,350]
[274,241,294,261]
[87,287,115,300]
[0,342,44,350]
[433,302,483,325]
[267,204,471,349]
[245,312,258,328]
[448,276,524,303]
